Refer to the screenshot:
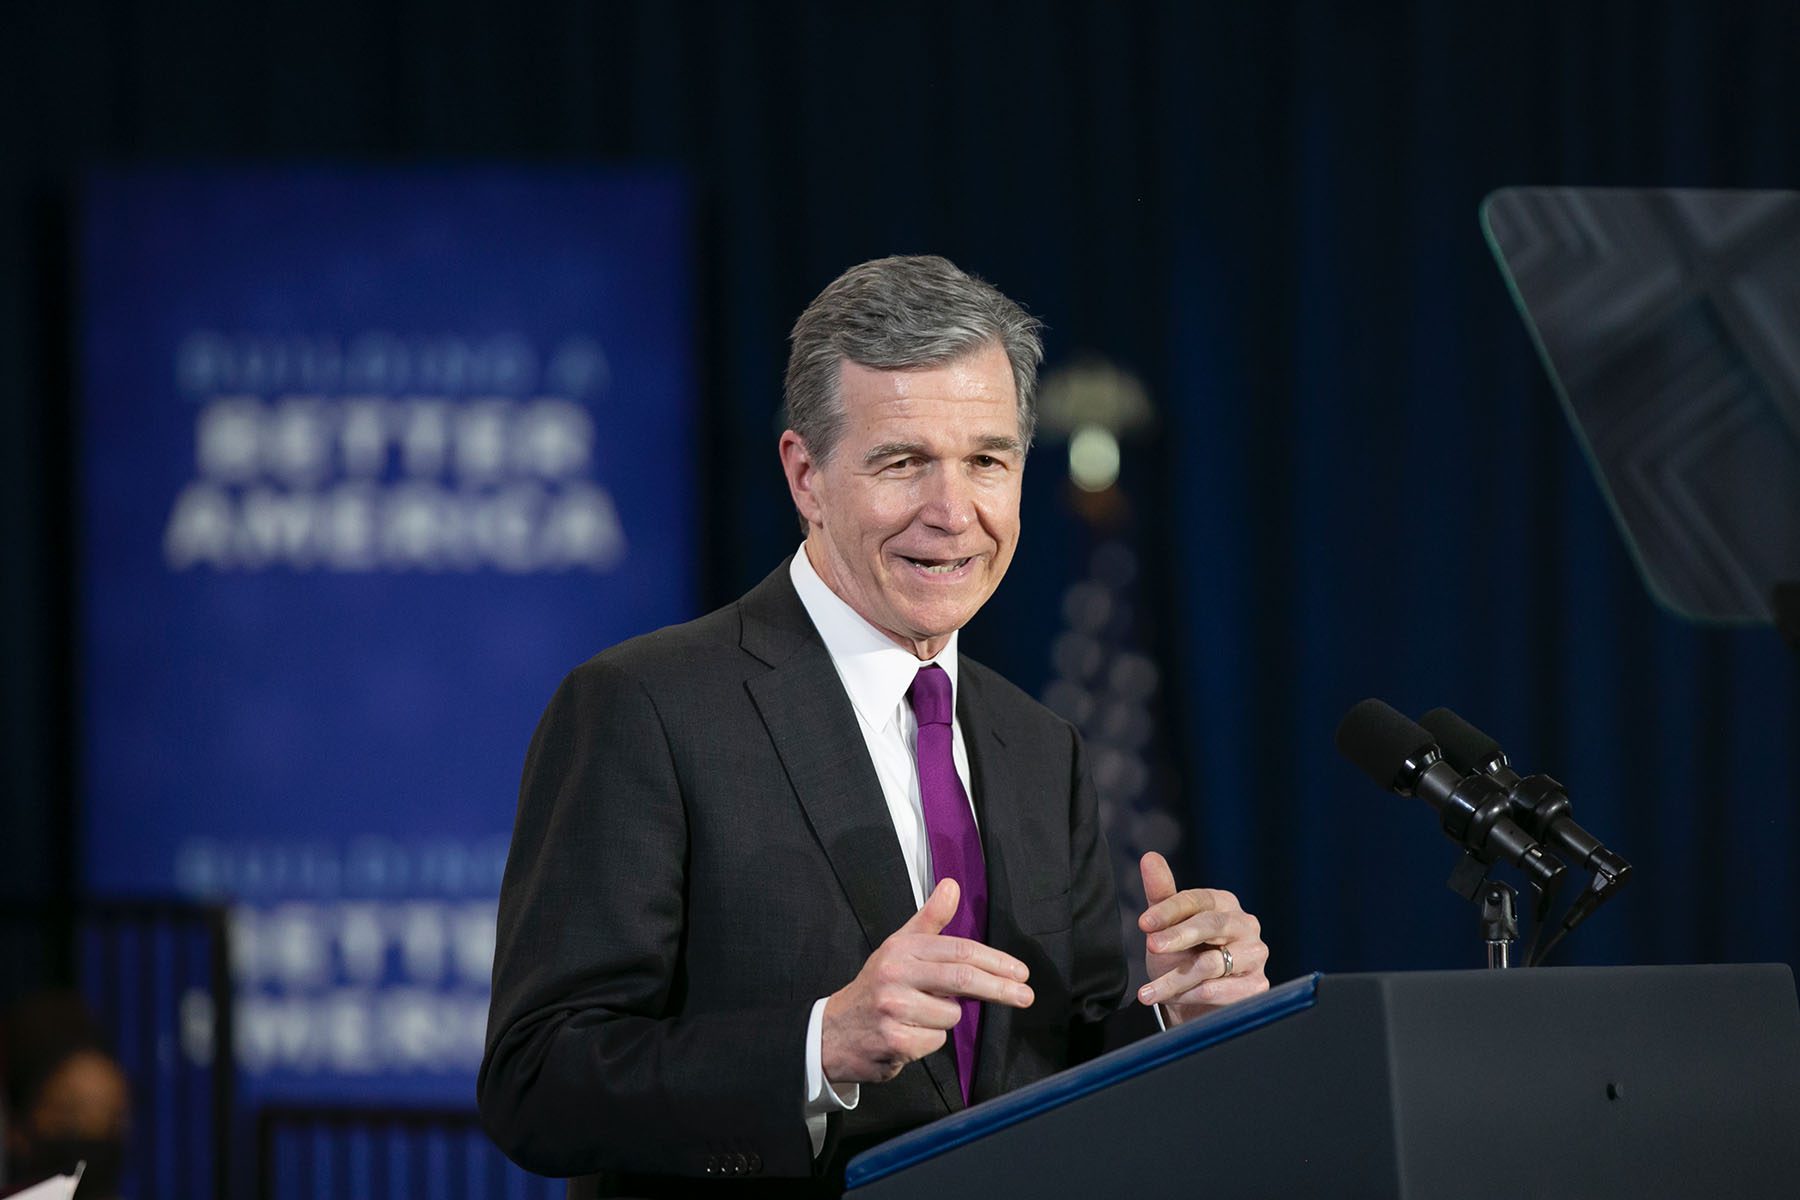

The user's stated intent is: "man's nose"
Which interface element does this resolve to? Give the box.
[920,466,976,534]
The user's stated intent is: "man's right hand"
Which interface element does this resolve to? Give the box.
[820,878,1034,1085]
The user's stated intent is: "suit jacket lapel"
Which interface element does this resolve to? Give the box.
[959,664,1031,1106]
[739,562,964,1114]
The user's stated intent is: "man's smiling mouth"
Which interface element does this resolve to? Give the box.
[900,555,974,574]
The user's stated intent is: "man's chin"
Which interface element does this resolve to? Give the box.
[891,597,986,644]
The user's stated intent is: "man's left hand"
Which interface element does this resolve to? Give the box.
[1134,851,1269,1024]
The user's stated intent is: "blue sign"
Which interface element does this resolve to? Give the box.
[79,168,693,1102]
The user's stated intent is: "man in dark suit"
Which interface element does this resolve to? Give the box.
[479,255,1270,1195]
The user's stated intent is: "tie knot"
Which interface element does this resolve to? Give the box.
[907,664,954,727]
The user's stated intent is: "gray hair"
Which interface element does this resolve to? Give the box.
[783,255,1045,462]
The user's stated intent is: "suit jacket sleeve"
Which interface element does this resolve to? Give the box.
[477,661,815,1179]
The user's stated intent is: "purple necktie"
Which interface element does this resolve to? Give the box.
[907,663,986,1105]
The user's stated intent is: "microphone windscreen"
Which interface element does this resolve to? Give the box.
[1334,698,1435,790]
[1419,707,1503,772]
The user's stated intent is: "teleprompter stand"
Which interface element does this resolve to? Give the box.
[844,965,1800,1199]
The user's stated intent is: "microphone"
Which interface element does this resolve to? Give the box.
[1417,708,1632,886]
[1334,699,1565,891]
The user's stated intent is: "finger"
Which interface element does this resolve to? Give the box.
[911,959,1036,1007]
[1218,936,1271,979]
[1174,970,1270,1009]
[1139,851,1177,909]
[893,1025,949,1064]
[1140,887,1236,933]
[1140,887,1214,933]
[899,878,960,936]
[1137,945,1233,1006]
[1140,936,1272,1006]
[875,990,964,1030]
[912,936,1030,982]
[1145,910,1257,955]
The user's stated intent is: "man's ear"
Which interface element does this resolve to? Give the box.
[778,430,825,528]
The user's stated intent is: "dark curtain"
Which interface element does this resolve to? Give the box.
[4,0,1798,983]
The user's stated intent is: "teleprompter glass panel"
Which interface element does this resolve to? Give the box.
[1482,188,1800,624]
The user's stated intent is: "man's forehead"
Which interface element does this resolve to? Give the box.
[839,387,1022,452]
[836,346,1016,410]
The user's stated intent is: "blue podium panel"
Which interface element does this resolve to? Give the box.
[847,973,1321,1190]
[79,167,694,1105]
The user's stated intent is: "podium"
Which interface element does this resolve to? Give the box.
[844,965,1800,1198]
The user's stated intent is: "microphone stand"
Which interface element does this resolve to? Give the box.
[1481,881,1519,969]
[1447,852,1519,969]
[1447,849,1562,968]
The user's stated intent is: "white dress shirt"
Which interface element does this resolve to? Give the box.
[788,546,980,1157]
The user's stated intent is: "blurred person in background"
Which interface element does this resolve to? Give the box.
[0,993,128,1200]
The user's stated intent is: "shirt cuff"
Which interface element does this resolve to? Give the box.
[804,995,860,1157]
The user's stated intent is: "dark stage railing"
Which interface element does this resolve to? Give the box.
[257,1106,564,1200]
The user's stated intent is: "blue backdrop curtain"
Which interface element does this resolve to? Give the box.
[4,0,1798,985]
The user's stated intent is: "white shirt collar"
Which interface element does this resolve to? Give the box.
[789,545,959,733]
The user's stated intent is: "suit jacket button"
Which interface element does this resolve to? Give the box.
[747,1153,762,1173]
[703,1155,716,1175]
[733,1152,749,1174]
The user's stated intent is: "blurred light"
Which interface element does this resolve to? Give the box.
[1042,680,1096,725]
[1068,425,1120,491]
[1108,652,1160,700]
[1131,810,1183,854]
[1062,580,1113,633]
[1052,631,1105,682]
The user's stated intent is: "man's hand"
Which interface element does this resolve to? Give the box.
[821,878,1034,1084]
[1135,851,1269,1024]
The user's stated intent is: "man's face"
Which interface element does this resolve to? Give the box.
[781,341,1024,659]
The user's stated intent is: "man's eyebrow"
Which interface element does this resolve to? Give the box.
[861,441,929,466]
[860,436,1024,466]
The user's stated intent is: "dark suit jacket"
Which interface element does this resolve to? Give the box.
[478,560,1129,1195]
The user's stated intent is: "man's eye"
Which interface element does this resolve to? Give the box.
[886,457,922,471]
[972,455,1003,468]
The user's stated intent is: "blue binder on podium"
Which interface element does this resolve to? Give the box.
[845,964,1800,1198]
